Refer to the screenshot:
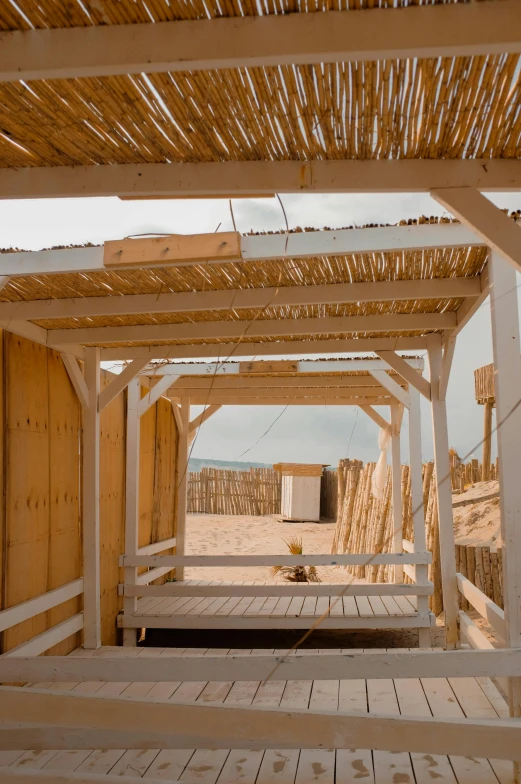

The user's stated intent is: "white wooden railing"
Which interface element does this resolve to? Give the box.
[119,551,434,600]
[0,578,84,657]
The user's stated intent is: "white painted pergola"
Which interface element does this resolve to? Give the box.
[0,0,520,777]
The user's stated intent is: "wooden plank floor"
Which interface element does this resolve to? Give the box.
[119,581,434,631]
[9,646,514,783]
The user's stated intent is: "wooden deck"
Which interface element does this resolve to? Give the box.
[118,580,435,631]
[7,646,513,783]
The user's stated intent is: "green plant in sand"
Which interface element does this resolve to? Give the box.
[270,536,321,583]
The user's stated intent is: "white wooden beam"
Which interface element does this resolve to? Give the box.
[1,1,519,82]
[408,385,431,647]
[457,573,506,638]
[137,375,177,418]
[82,347,100,649]
[439,335,456,401]
[376,350,431,400]
[179,397,394,406]
[0,686,520,760]
[2,160,521,201]
[147,358,424,376]
[0,276,480,321]
[432,188,521,273]
[172,387,396,400]
[100,337,429,361]
[452,264,490,337]
[98,358,149,412]
[427,333,459,648]
[391,404,403,584]
[171,402,183,435]
[122,553,431,568]
[2,614,83,657]
[61,353,89,408]
[122,379,139,647]
[368,369,409,408]
[188,404,222,434]
[176,400,190,582]
[489,251,521,743]
[358,405,390,431]
[1,648,520,684]
[121,581,432,598]
[175,377,397,391]
[0,579,83,634]
[136,537,177,557]
[135,566,174,586]
[49,313,455,346]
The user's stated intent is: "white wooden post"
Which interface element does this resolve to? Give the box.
[123,378,140,646]
[489,251,521,780]
[427,333,459,650]
[408,386,430,647]
[390,404,403,584]
[176,399,190,582]
[82,347,101,649]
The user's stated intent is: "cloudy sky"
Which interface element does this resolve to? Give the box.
[1,191,519,466]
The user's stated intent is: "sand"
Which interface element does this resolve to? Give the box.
[185,514,350,583]
[452,480,501,547]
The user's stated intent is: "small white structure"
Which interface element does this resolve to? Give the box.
[274,463,327,522]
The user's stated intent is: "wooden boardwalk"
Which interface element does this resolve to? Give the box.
[118,580,435,632]
[7,646,513,783]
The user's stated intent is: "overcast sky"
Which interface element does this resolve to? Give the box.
[1,192,519,466]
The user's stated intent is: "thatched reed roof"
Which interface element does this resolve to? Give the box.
[0,1,519,170]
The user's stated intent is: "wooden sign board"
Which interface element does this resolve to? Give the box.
[239,361,299,374]
[103,232,241,268]
[273,463,328,477]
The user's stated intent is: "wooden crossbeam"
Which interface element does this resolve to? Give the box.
[358,405,390,430]
[100,337,429,361]
[173,377,401,391]
[432,188,521,273]
[1,160,520,201]
[137,375,176,417]
[0,686,520,760]
[0,649,519,684]
[0,1,519,82]
[376,350,432,400]
[98,358,149,412]
[60,353,89,408]
[172,387,395,400]
[368,369,409,408]
[0,276,480,320]
[119,581,433,598]
[188,404,222,434]
[121,553,432,567]
[48,313,456,346]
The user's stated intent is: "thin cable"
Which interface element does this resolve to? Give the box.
[234,405,289,462]
[344,407,359,458]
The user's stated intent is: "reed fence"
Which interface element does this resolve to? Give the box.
[456,544,504,613]
[187,467,281,516]
[320,469,338,520]
[449,450,498,491]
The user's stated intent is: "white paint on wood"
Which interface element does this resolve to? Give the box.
[176,400,190,582]
[82,347,101,649]
[0,276,481,320]
[489,250,521,736]
[120,581,433,598]
[432,189,521,274]
[137,375,176,417]
[2,614,83,657]
[136,537,177,557]
[377,350,431,400]
[0,579,83,633]
[1,1,519,81]
[368,370,409,408]
[427,333,459,648]
[457,573,506,638]
[188,405,222,435]
[391,405,403,583]
[122,552,432,567]
[98,358,148,412]
[439,335,456,401]
[2,648,521,683]
[134,566,174,586]
[281,475,321,522]
[61,354,89,409]
[48,312,455,347]
[358,405,390,431]
[1,160,520,201]
[0,685,519,760]
[101,337,429,362]
[123,379,140,647]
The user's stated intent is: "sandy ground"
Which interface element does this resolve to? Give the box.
[452,480,501,547]
[185,514,350,583]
